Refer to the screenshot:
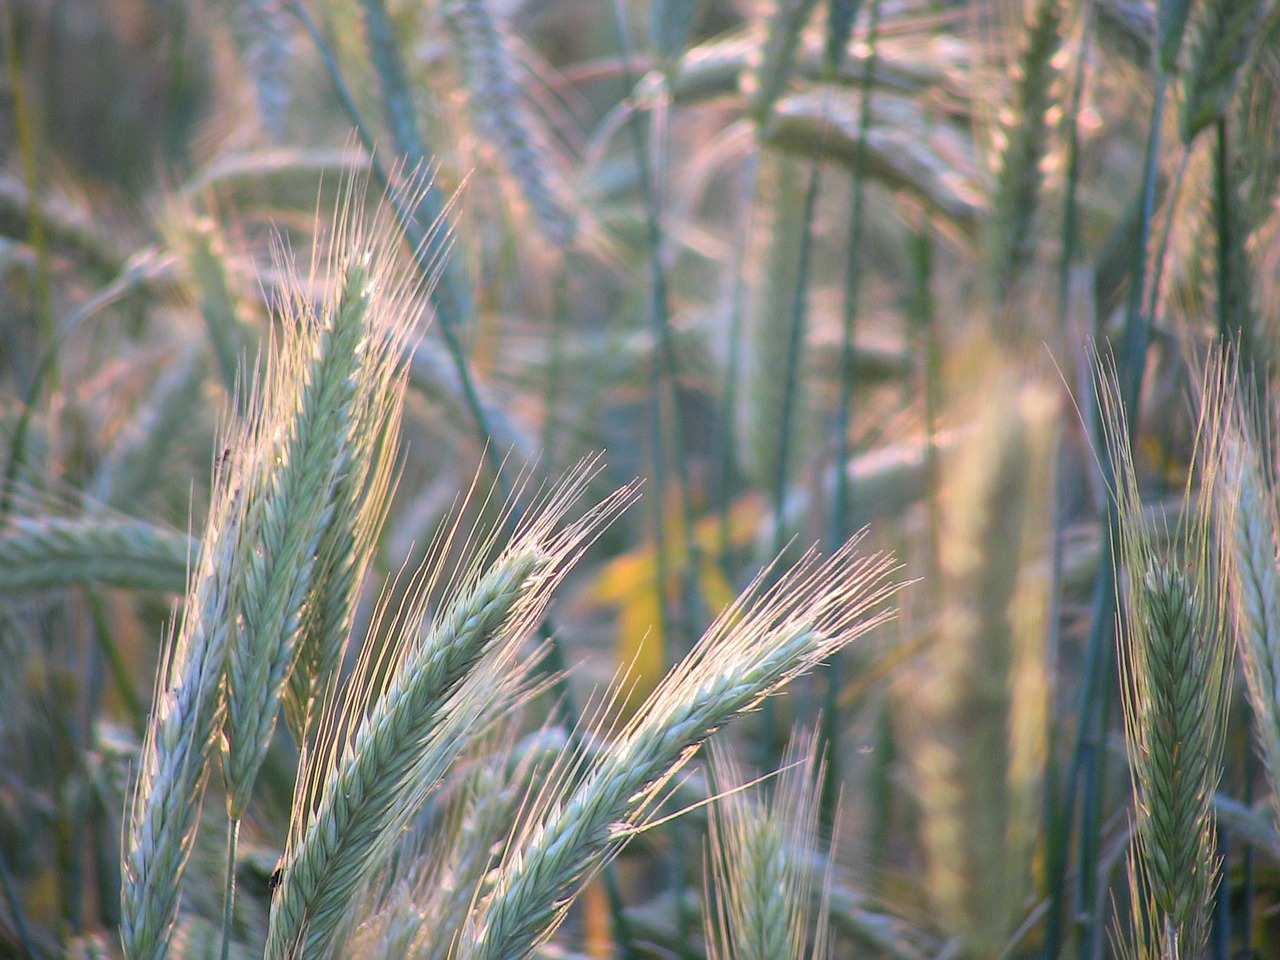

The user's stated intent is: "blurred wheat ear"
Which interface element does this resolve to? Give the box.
[906,351,1055,957]
[704,729,832,960]
[1218,370,1280,818]
[1101,352,1234,959]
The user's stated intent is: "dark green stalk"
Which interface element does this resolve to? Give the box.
[541,257,572,477]
[85,589,145,738]
[762,123,822,764]
[1054,12,1091,336]
[831,0,880,546]
[357,0,471,333]
[1142,144,1192,362]
[0,844,36,960]
[2,0,54,395]
[220,818,239,960]
[610,0,699,662]
[716,150,760,561]
[1042,20,1091,956]
[1119,72,1168,423]
[610,8,702,955]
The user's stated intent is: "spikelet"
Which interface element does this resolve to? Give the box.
[1101,352,1234,958]
[442,0,576,246]
[220,190,426,817]
[0,514,194,593]
[906,353,1054,956]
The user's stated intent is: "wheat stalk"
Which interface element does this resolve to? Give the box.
[456,541,899,960]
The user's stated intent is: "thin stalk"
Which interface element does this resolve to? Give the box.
[1038,442,1071,959]
[1054,11,1090,336]
[85,588,146,738]
[2,0,54,394]
[220,818,240,960]
[1142,144,1192,359]
[716,149,760,561]
[1214,117,1233,345]
[1071,69,1169,960]
[0,845,36,960]
[825,0,881,825]
[611,0,700,663]
[610,6,702,953]
[1119,71,1168,423]
[541,257,572,477]
[762,117,824,760]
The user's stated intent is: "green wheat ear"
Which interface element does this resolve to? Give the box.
[704,729,832,960]
[1101,352,1234,959]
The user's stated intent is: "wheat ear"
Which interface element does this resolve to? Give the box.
[909,364,1054,956]
[265,472,629,960]
[442,0,575,245]
[704,731,828,960]
[0,514,193,593]
[120,420,255,960]
[1220,395,1280,817]
[1102,355,1233,957]
[219,256,373,818]
[986,0,1062,305]
[455,541,899,960]
[1180,0,1267,143]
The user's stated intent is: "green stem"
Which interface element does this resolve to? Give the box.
[2,0,54,395]
[824,0,881,824]
[221,817,240,960]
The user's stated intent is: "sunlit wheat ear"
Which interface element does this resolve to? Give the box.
[455,540,900,960]
[121,397,260,960]
[1100,354,1234,958]
[341,729,543,960]
[221,186,427,818]
[908,362,1054,957]
[1218,379,1280,818]
[704,730,831,960]
[264,465,633,960]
